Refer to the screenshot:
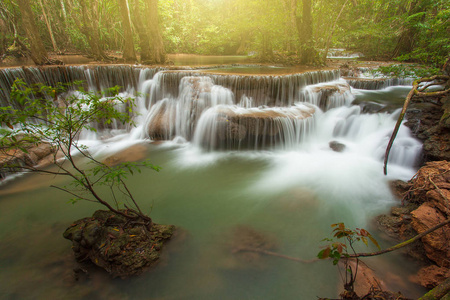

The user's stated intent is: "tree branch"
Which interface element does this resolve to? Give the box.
[384,75,450,175]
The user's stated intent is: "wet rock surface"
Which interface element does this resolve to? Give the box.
[377,161,450,289]
[405,96,450,162]
[0,139,57,180]
[63,209,175,278]
[329,141,346,152]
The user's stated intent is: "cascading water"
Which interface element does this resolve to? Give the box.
[0,65,426,299]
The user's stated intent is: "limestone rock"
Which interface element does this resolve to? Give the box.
[411,203,450,268]
[410,265,450,289]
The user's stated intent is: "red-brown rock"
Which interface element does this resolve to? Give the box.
[411,202,450,268]
[409,265,450,289]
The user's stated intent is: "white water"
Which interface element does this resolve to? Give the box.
[0,67,425,299]
[84,70,420,179]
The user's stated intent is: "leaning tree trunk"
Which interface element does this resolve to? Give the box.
[145,0,166,64]
[38,0,58,53]
[117,0,137,63]
[130,0,152,63]
[17,0,49,65]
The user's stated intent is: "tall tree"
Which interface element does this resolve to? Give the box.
[75,0,109,61]
[297,0,315,63]
[17,0,49,65]
[38,0,58,53]
[130,0,152,63]
[145,0,166,64]
[118,0,137,63]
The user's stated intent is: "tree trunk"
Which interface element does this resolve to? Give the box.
[0,19,7,57]
[392,1,420,59]
[38,0,58,52]
[130,0,152,63]
[296,0,315,64]
[78,0,109,61]
[117,0,136,63]
[145,0,166,64]
[17,0,49,65]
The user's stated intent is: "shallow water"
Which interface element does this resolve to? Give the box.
[0,143,426,300]
[0,66,427,299]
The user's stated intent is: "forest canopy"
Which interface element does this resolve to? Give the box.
[0,0,449,66]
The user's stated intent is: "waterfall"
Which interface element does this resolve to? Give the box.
[345,77,414,90]
[0,65,421,175]
[298,79,354,111]
[192,104,316,150]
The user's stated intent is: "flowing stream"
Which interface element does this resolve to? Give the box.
[0,65,426,299]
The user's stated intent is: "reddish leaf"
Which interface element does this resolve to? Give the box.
[318,247,331,259]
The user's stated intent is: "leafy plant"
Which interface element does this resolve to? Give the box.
[370,64,441,79]
[318,223,380,296]
[0,79,158,228]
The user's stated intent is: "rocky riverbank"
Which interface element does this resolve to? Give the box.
[376,94,450,291]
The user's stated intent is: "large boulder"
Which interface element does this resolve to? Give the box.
[411,203,449,268]
[63,209,175,278]
[405,97,450,162]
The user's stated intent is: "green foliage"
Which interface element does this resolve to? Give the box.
[0,79,157,218]
[394,1,450,67]
[371,64,441,79]
[318,223,380,265]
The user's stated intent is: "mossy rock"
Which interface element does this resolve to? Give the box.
[63,210,175,278]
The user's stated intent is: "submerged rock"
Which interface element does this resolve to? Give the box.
[63,209,175,278]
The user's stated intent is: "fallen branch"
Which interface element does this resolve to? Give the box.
[233,247,318,263]
[234,218,450,262]
[383,75,450,175]
[349,217,450,258]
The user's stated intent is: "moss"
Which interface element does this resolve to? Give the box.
[63,210,176,278]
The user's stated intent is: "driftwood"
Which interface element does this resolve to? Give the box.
[383,75,450,175]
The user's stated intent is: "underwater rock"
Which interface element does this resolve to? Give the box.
[63,209,175,278]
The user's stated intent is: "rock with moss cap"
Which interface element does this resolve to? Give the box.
[63,209,175,278]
